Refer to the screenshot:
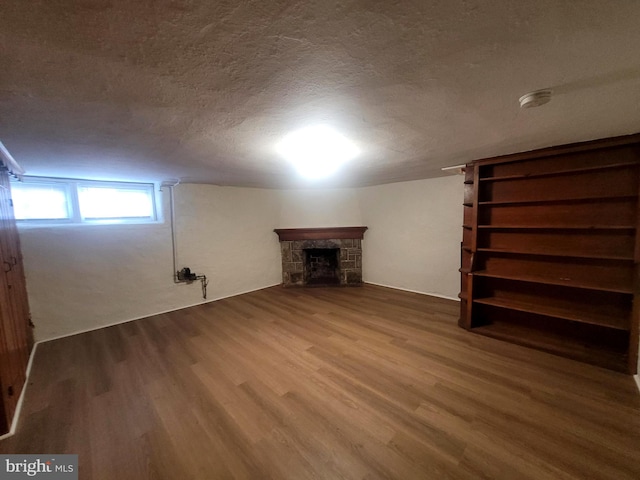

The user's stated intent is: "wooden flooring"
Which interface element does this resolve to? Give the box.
[1,285,639,479]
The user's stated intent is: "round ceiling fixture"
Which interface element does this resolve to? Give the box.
[519,89,552,109]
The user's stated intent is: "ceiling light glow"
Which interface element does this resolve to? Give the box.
[277,125,359,179]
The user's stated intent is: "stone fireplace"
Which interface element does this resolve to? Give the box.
[274,227,368,287]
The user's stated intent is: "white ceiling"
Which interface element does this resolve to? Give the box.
[1,1,640,188]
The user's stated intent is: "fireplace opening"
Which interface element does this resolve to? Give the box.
[304,248,340,285]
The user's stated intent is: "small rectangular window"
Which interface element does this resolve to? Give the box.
[11,182,72,221]
[11,177,159,226]
[78,184,155,221]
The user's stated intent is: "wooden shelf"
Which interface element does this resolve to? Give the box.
[476,248,633,262]
[477,225,635,231]
[478,194,637,207]
[473,297,629,330]
[478,161,638,182]
[470,321,627,372]
[472,270,633,294]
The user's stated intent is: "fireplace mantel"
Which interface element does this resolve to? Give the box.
[273,226,368,241]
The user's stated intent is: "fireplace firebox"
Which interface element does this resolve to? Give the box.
[304,248,340,285]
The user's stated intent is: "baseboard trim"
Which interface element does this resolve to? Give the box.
[38,283,282,345]
[634,375,640,395]
[363,281,460,302]
[0,342,38,441]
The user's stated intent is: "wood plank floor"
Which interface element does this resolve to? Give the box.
[1,285,639,479]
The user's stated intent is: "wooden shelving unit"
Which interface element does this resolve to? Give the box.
[459,134,640,373]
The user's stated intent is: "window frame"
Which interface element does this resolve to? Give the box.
[11,176,160,227]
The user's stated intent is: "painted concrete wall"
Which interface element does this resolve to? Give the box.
[277,188,362,228]
[19,184,282,342]
[20,220,180,342]
[173,184,282,302]
[357,176,462,300]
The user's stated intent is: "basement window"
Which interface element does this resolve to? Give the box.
[11,177,158,225]
[11,181,72,221]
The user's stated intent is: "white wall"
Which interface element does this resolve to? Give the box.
[277,188,362,228]
[20,220,181,342]
[19,184,282,342]
[19,179,462,342]
[173,184,282,300]
[357,176,462,300]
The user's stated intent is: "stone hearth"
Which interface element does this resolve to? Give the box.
[274,227,367,287]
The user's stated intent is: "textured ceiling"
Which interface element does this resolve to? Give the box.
[1,0,640,188]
